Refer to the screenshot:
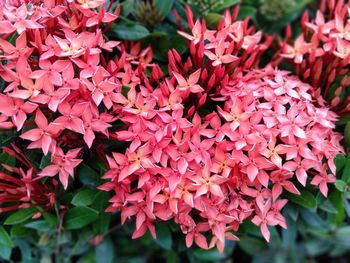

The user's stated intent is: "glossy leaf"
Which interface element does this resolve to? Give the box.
[4,207,38,225]
[155,223,172,250]
[0,227,13,247]
[154,0,174,18]
[64,207,99,230]
[284,189,317,209]
[111,24,150,41]
[71,189,98,207]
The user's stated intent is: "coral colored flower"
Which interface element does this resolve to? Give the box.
[20,110,61,155]
[39,147,82,189]
[173,69,203,93]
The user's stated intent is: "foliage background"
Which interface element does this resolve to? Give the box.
[1,0,350,262]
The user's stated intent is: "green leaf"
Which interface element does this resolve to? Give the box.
[0,227,13,247]
[77,164,101,188]
[0,246,11,260]
[329,190,346,226]
[335,226,350,240]
[64,207,99,230]
[110,24,150,41]
[335,180,347,192]
[285,189,316,209]
[5,207,38,225]
[91,191,110,212]
[0,152,15,166]
[154,0,174,18]
[344,122,350,146]
[237,6,257,21]
[304,239,332,256]
[120,0,136,17]
[336,115,350,125]
[319,200,338,214]
[193,249,226,261]
[335,154,346,173]
[164,250,180,263]
[95,238,115,263]
[121,85,131,97]
[93,213,112,235]
[71,189,98,207]
[39,154,51,169]
[155,223,172,250]
[215,0,240,11]
[238,236,267,257]
[205,13,223,28]
[25,220,51,232]
[342,154,350,183]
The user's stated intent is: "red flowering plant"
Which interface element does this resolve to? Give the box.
[100,6,343,251]
[0,0,346,261]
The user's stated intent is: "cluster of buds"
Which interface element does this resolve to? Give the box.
[0,145,57,215]
[100,7,343,251]
[259,0,296,21]
[279,0,350,114]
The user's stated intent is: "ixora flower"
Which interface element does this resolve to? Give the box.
[0,0,150,188]
[100,7,343,252]
[0,0,344,254]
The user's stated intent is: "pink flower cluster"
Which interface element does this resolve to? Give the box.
[0,0,152,189]
[99,8,343,251]
[279,0,350,113]
[0,0,344,251]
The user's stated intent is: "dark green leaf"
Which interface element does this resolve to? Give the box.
[0,152,15,166]
[110,24,150,40]
[0,152,15,173]
[71,189,98,207]
[42,213,59,227]
[164,250,180,263]
[39,154,51,169]
[237,6,257,21]
[342,154,350,183]
[284,189,316,209]
[77,164,101,188]
[4,207,38,225]
[0,227,13,247]
[121,85,131,97]
[336,116,350,125]
[238,236,267,257]
[329,190,346,226]
[205,13,223,28]
[64,207,99,230]
[193,249,226,261]
[334,154,346,172]
[120,0,136,17]
[154,0,174,18]
[155,223,172,250]
[10,225,29,237]
[344,122,350,146]
[215,0,240,11]
[91,191,110,212]
[93,213,112,235]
